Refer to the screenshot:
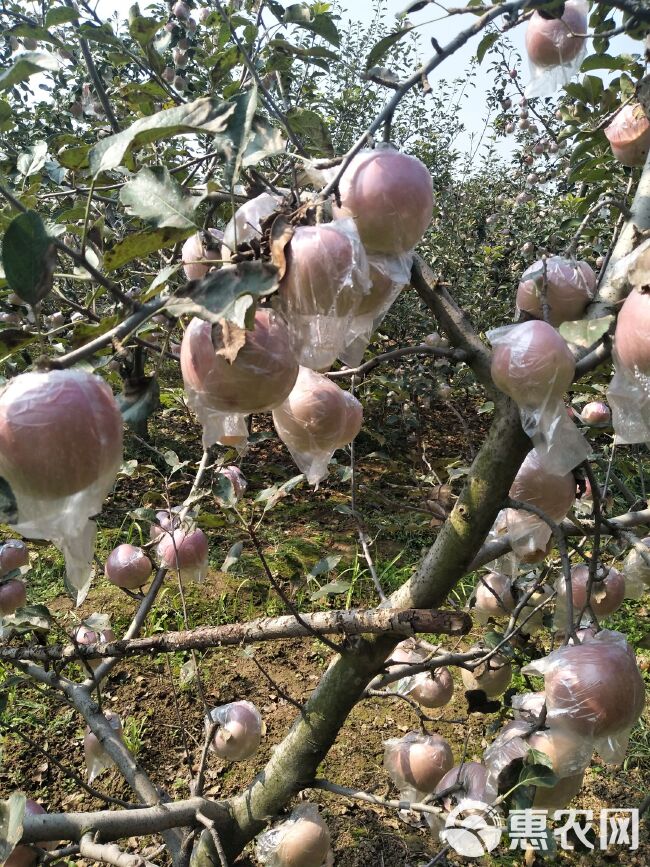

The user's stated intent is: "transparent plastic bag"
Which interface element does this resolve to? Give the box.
[483,720,591,802]
[339,252,413,368]
[204,700,263,761]
[511,691,547,723]
[221,192,282,261]
[272,367,362,487]
[608,352,650,445]
[524,1,588,98]
[278,218,371,371]
[516,256,595,327]
[0,370,123,605]
[622,536,650,599]
[157,526,209,585]
[180,310,298,450]
[504,450,575,562]
[384,731,453,802]
[522,629,645,763]
[255,803,333,867]
[488,323,589,475]
[84,711,123,784]
[434,762,491,812]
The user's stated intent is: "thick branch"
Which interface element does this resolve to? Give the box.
[588,147,650,316]
[21,799,229,846]
[0,608,471,663]
[411,256,493,389]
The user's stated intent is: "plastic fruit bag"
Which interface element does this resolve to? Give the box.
[384,731,453,802]
[204,700,263,761]
[521,629,645,763]
[524,0,588,98]
[278,218,371,371]
[255,803,333,867]
[339,252,413,368]
[84,711,124,784]
[515,256,595,327]
[272,367,362,487]
[0,370,123,605]
[488,322,590,475]
[180,309,298,450]
[221,192,282,261]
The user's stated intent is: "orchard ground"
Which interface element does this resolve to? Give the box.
[0,358,647,867]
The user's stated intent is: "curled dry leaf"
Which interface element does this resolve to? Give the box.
[269,215,294,281]
[212,318,247,365]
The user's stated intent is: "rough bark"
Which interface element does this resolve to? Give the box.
[0,608,471,663]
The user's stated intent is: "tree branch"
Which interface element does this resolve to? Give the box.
[0,608,471,663]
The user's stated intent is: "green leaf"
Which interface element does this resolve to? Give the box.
[165,261,280,327]
[104,226,194,271]
[310,579,351,601]
[7,24,65,49]
[581,53,631,72]
[559,315,614,348]
[309,555,342,578]
[286,107,333,156]
[120,167,201,230]
[284,6,340,46]
[366,27,412,69]
[0,793,26,864]
[142,264,181,300]
[57,144,91,170]
[128,4,161,49]
[214,473,237,508]
[221,541,243,572]
[255,474,305,512]
[78,22,121,46]
[89,94,285,176]
[45,7,79,26]
[0,52,59,92]
[3,604,54,635]
[1,211,56,305]
[517,762,558,789]
[16,141,48,177]
[476,31,499,64]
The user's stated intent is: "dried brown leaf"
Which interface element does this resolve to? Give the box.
[269,215,294,281]
[212,318,247,365]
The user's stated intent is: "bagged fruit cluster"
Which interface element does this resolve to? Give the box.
[607,245,650,444]
[383,731,453,802]
[339,251,413,368]
[255,803,333,867]
[278,217,371,371]
[498,449,575,564]
[204,700,263,761]
[386,639,454,709]
[272,367,362,487]
[180,309,298,451]
[522,629,645,763]
[483,719,592,809]
[489,321,589,475]
[0,370,123,605]
[524,0,588,98]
